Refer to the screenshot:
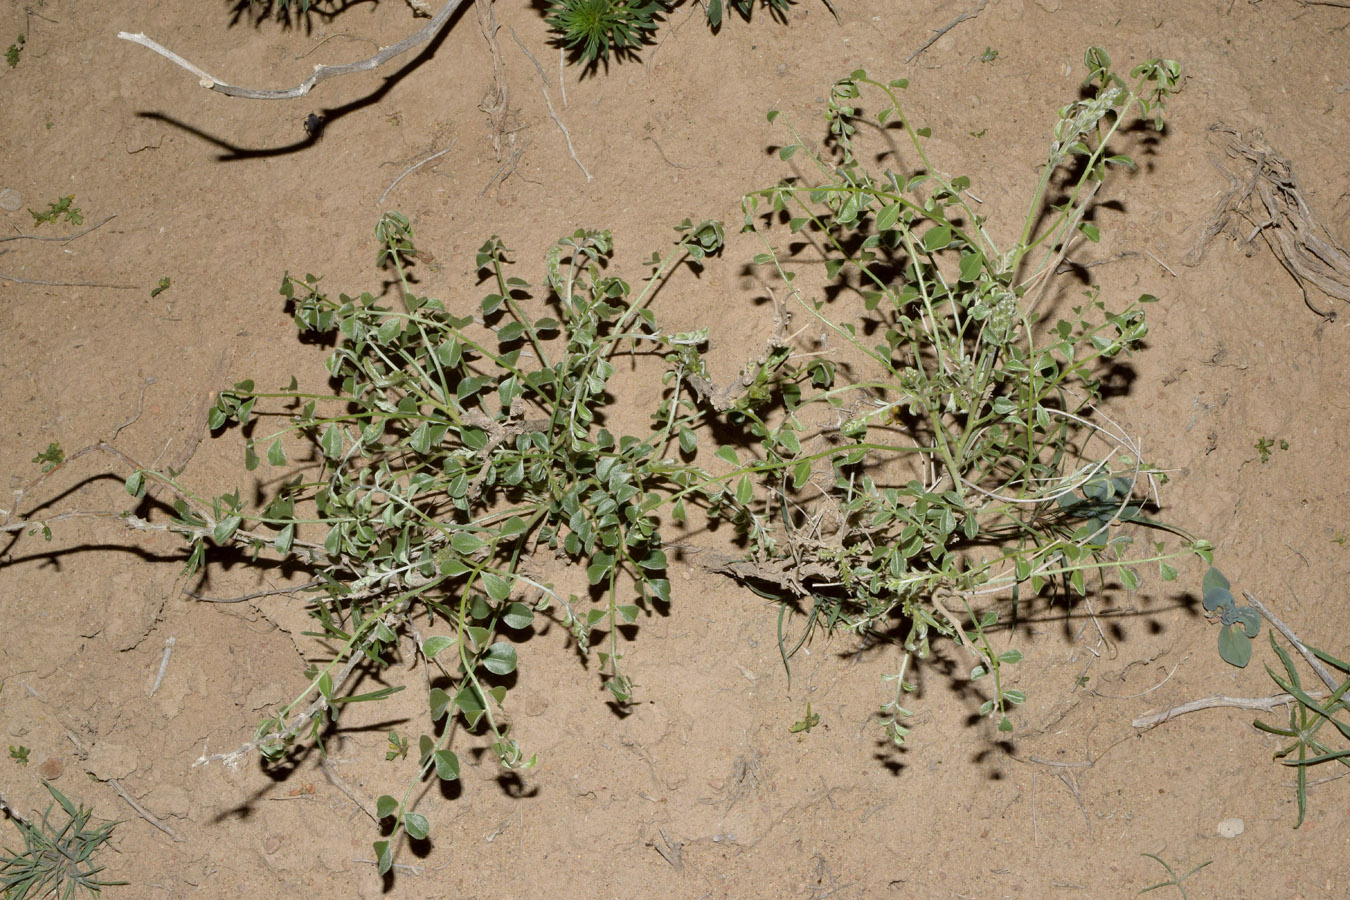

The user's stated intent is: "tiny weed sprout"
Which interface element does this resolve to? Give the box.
[5,35,22,68]
[788,702,819,734]
[7,746,29,767]
[1253,436,1288,463]
[0,782,125,900]
[28,196,83,227]
[31,443,64,474]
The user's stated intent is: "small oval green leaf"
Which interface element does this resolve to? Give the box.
[403,811,430,840]
[483,642,517,676]
[433,749,460,782]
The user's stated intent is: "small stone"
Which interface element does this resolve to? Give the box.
[0,188,21,212]
[37,757,64,780]
[263,834,282,855]
[1217,817,1245,838]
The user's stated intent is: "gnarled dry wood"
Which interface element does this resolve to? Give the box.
[118,0,466,100]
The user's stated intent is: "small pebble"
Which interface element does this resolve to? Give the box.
[1217,817,1245,838]
[37,757,64,780]
[0,188,21,212]
[263,834,283,855]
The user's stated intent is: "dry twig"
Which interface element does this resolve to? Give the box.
[0,215,116,245]
[540,84,590,181]
[118,0,467,100]
[1132,691,1327,729]
[907,0,988,63]
[379,141,456,204]
[0,272,139,289]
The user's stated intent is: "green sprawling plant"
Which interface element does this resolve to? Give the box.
[11,45,1218,878]
[0,783,124,900]
[117,212,731,873]
[683,49,1207,741]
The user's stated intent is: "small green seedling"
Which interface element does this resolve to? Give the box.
[5,35,22,68]
[1138,852,1211,899]
[1253,436,1288,463]
[1201,567,1261,667]
[979,46,999,63]
[0,781,125,899]
[788,702,819,734]
[30,443,64,473]
[7,746,29,767]
[29,196,83,227]
[385,731,409,762]
[150,277,171,298]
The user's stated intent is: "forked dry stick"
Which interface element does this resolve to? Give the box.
[118,0,467,100]
[1132,691,1328,729]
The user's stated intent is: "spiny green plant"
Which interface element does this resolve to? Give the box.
[701,49,1204,741]
[545,0,810,68]
[0,782,125,900]
[545,0,665,67]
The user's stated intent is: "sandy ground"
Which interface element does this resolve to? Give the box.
[3,1,1349,897]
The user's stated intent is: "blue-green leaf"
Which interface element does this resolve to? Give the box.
[483,642,517,676]
[422,636,454,659]
[403,811,430,840]
[373,840,393,875]
[1217,625,1252,667]
[433,749,460,781]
